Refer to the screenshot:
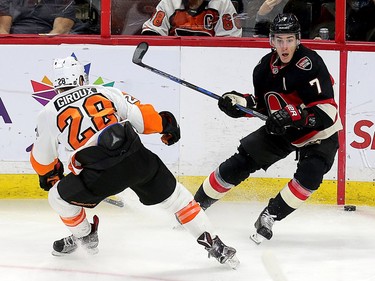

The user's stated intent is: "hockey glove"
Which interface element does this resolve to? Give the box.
[218,91,256,118]
[266,104,308,135]
[159,111,181,146]
[39,159,64,191]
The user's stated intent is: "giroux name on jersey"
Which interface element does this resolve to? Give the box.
[54,88,96,111]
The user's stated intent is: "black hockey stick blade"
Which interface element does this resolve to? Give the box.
[132,42,149,65]
[103,196,125,207]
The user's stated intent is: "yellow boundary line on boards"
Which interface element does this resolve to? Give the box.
[0,174,374,206]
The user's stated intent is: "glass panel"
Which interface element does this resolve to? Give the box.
[111,0,159,35]
[346,0,375,41]
[307,0,335,40]
[112,0,243,36]
[242,0,336,39]
[75,0,101,34]
[107,0,341,39]
[0,0,100,35]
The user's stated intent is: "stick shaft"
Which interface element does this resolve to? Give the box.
[138,62,220,100]
[138,61,267,120]
[132,42,267,120]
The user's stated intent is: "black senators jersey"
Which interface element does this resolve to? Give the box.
[253,44,342,147]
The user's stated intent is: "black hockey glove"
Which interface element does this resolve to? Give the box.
[39,159,64,191]
[159,111,181,146]
[218,91,256,118]
[266,104,308,135]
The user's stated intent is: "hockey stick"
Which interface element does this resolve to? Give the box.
[132,42,267,121]
[103,196,125,207]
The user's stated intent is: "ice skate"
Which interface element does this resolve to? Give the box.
[250,207,276,244]
[194,185,218,211]
[197,232,240,269]
[52,215,99,256]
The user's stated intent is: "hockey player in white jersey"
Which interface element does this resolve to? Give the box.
[30,56,239,268]
[142,0,242,37]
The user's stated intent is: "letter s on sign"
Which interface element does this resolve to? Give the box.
[350,120,375,149]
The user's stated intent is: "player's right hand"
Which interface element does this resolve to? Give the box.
[38,159,64,191]
[265,105,306,135]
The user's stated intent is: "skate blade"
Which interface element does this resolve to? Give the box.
[85,247,99,255]
[51,247,98,256]
[225,255,240,269]
[51,249,76,256]
[250,233,265,245]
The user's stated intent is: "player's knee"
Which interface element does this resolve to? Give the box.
[196,145,261,203]
[219,145,261,185]
[160,182,194,213]
[294,156,327,190]
[48,185,82,217]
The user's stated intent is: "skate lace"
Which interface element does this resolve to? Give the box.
[261,210,276,229]
[209,238,235,263]
[210,241,223,258]
[63,236,76,246]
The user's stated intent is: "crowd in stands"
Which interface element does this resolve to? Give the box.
[0,0,374,41]
[0,0,100,34]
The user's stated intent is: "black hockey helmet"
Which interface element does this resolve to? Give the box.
[270,13,301,36]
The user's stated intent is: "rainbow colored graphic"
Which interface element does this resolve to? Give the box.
[31,53,115,106]
[28,53,115,152]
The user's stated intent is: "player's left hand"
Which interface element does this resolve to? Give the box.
[266,104,306,135]
[159,111,181,145]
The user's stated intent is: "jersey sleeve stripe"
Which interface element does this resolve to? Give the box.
[30,151,58,176]
[136,103,163,134]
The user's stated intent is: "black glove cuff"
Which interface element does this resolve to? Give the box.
[39,159,64,191]
[159,111,181,145]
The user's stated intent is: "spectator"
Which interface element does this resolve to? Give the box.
[283,0,315,39]
[254,0,320,38]
[311,0,375,41]
[74,0,100,34]
[141,0,242,37]
[111,0,159,35]
[346,0,375,41]
[254,0,284,37]
[309,1,335,39]
[0,0,83,34]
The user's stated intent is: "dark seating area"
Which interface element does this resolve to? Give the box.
[71,0,375,41]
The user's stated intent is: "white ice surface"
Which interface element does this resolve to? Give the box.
[0,190,374,281]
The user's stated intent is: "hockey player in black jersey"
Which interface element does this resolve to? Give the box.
[193,13,342,243]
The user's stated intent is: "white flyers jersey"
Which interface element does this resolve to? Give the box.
[142,0,242,37]
[30,85,163,176]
